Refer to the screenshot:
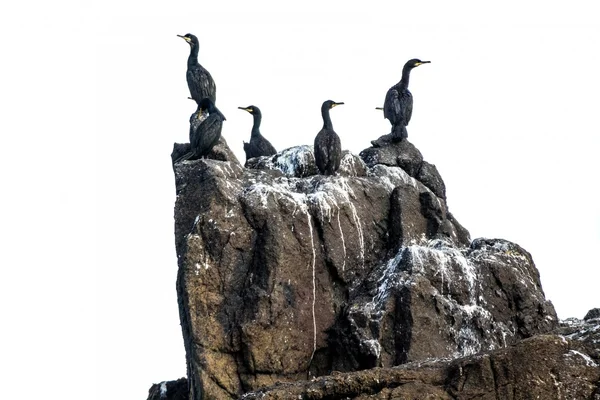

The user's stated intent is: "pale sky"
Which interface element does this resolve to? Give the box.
[1,1,598,399]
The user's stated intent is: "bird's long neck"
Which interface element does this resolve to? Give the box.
[188,45,199,67]
[398,66,412,89]
[322,107,333,130]
[251,113,262,137]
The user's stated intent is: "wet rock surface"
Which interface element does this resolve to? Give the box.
[154,139,597,400]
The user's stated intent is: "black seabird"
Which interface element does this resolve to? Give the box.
[176,98,225,162]
[238,105,277,161]
[314,100,344,175]
[177,33,216,105]
[383,59,430,141]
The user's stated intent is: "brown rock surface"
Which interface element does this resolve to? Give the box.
[241,335,600,400]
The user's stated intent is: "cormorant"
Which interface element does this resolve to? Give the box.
[238,105,277,161]
[314,100,344,176]
[176,98,225,162]
[177,33,216,105]
[383,59,430,141]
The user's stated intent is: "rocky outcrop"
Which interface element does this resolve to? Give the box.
[169,141,562,399]
[586,309,600,321]
[360,135,446,199]
[328,238,557,373]
[556,312,600,362]
[241,335,600,399]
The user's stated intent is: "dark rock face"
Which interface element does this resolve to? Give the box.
[170,140,562,399]
[585,308,600,321]
[240,335,600,399]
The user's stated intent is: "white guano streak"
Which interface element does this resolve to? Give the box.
[337,211,346,271]
[348,200,365,267]
[305,210,317,367]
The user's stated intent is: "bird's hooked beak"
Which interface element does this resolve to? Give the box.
[238,107,253,113]
[415,61,431,67]
[177,34,192,43]
[331,102,345,108]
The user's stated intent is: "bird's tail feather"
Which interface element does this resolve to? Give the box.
[175,151,195,163]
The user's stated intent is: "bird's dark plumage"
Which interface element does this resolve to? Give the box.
[383,58,430,141]
[177,33,216,105]
[314,100,344,176]
[238,105,277,161]
[176,98,225,162]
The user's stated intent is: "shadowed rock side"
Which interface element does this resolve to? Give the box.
[240,335,600,400]
[170,140,560,400]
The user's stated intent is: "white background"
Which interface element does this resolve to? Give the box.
[1,1,598,399]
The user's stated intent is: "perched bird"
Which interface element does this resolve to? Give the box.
[238,105,277,161]
[177,33,216,106]
[383,59,430,141]
[176,98,226,162]
[314,100,344,175]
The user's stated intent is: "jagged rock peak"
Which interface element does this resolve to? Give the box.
[360,135,446,199]
[585,308,600,321]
